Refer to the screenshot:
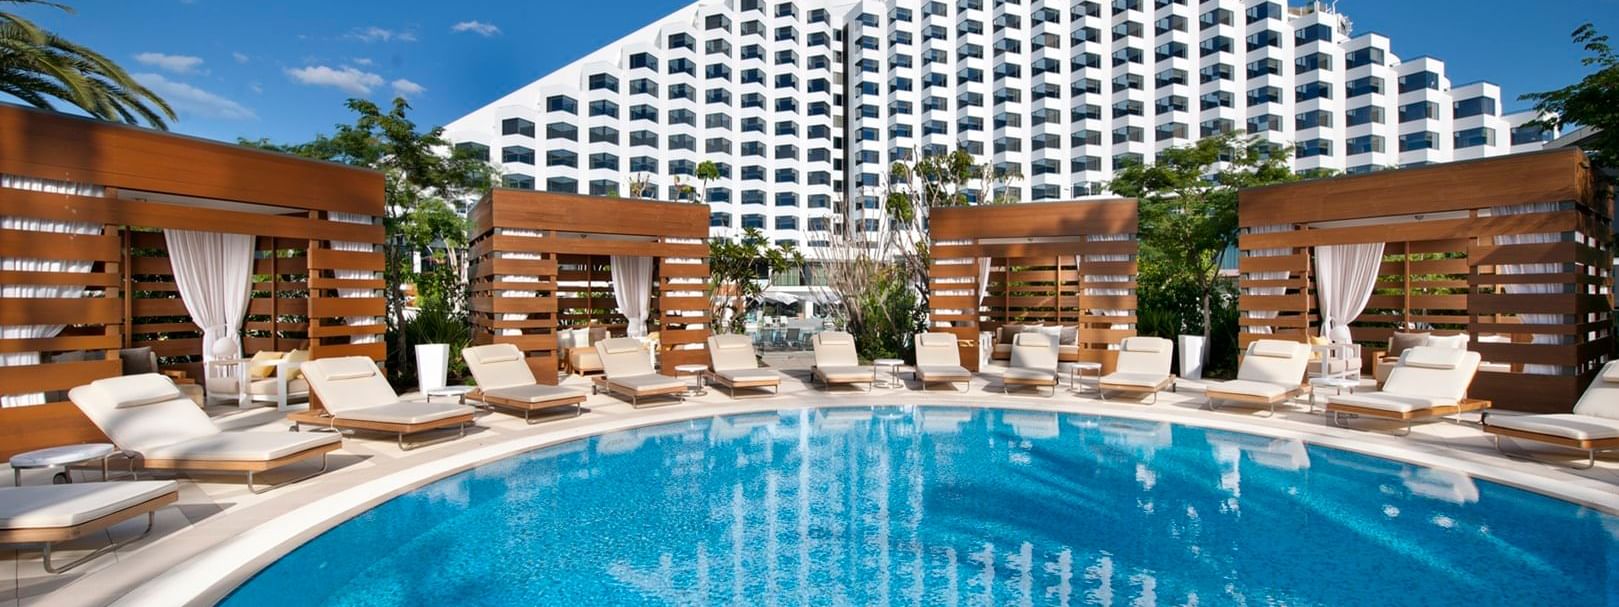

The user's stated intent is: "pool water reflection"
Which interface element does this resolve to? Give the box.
[223,406,1617,606]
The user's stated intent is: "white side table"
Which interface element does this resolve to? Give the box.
[426,385,475,404]
[674,364,710,397]
[873,359,905,389]
[206,357,252,409]
[10,443,130,486]
[1308,377,1361,413]
[1067,362,1104,394]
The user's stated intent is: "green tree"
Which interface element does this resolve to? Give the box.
[1109,132,1298,349]
[709,227,803,333]
[242,98,496,382]
[0,1,174,127]
[1523,23,1619,178]
[694,160,720,203]
[882,148,1021,305]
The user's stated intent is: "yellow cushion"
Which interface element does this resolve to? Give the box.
[282,349,310,380]
[247,351,284,379]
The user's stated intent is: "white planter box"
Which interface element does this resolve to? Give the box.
[1178,335,1205,380]
[415,343,449,392]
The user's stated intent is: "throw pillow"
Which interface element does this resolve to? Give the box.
[1386,332,1430,359]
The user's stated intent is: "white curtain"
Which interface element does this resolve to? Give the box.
[1243,225,1293,335]
[329,212,383,344]
[1,175,103,407]
[976,257,992,312]
[1493,203,1566,375]
[611,255,655,339]
[164,229,254,376]
[1314,242,1385,343]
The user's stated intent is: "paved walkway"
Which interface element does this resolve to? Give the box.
[7,365,1619,606]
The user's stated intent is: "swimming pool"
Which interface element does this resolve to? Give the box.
[222,407,1616,606]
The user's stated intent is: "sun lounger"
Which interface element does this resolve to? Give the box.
[295,357,477,450]
[462,343,586,422]
[1326,346,1487,435]
[70,374,340,492]
[1001,333,1059,397]
[705,334,783,398]
[1481,361,1619,468]
[1097,336,1175,403]
[914,332,972,391]
[0,481,179,573]
[1205,339,1312,415]
[811,331,876,391]
[593,338,686,406]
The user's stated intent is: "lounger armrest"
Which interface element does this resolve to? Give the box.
[160,370,194,384]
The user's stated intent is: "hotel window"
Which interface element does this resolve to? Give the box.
[1297,139,1331,158]
[545,122,577,141]
[1295,81,1331,101]
[705,138,730,154]
[1246,114,1282,133]
[1246,58,1282,78]
[1295,23,1333,44]
[668,33,695,50]
[667,134,695,151]
[741,93,764,109]
[1399,101,1438,123]
[1246,86,1282,105]
[546,95,577,114]
[705,39,732,56]
[1346,47,1384,69]
[774,216,799,230]
[1345,76,1383,98]
[668,84,695,101]
[668,58,695,76]
[1398,71,1441,93]
[1155,68,1187,87]
[1454,97,1497,118]
[1199,7,1232,27]
[1399,131,1439,152]
[741,190,765,205]
[740,44,763,60]
[629,52,658,70]
[807,171,831,185]
[1346,105,1384,126]
[705,14,731,31]
[705,64,732,80]
[776,193,799,207]
[1295,110,1332,130]
[708,187,732,203]
[1112,151,1144,167]
[629,78,657,96]
[1071,156,1102,171]
[709,212,732,227]
[588,73,618,92]
[1346,135,1383,155]
[1245,2,1280,23]
[453,141,489,162]
[669,109,696,126]
[1198,63,1233,82]
[545,149,576,167]
[1295,52,1331,74]
[501,118,535,137]
[629,105,657,122]
[706,113,731,130]
[588,180,616,196]
[629,156,656,172]
[1200,90,1234,108]
[775,169,797,183]
[502,173,533,189]
[545,176,577,193]
[1511,123,1553,145]
[588,126,618,144]
[1245,30,1281,51]
[501,145,535,165]
[741,214,765,230]
[629,130,657,147]
[669,159,695,175]
[588,100,618,118]
[1455,127,1496,148]
[1199,118,1234,137]
[808,196,830,209]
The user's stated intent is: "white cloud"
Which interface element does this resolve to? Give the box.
[134,73,255,120]
[284,65,384,95]
[450,20,500,37]
[248,81,263,94]
[352,57,374,66]
[232,52,249,64]
[346,26,415,43]
[391,79,425,97]
[134,52,204,74]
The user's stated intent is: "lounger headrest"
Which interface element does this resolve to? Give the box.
[315,356,378,381]
[1402,346,1465,370]
[918,333,955,347]
[1425,333,1470,350]
[468,345,521,364]
[600,338,643,354]
[818,332,853,346]
[1121,337,1165,353]
[91,374,182,408]
[1013,333,1050,346]
[713,335,752,349]
[1602,362,1619,383]
[1249,339,1301,359]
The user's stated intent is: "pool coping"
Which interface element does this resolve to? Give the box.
[112,396,1619,606]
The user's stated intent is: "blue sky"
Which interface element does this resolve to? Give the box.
[9,0,1618,144]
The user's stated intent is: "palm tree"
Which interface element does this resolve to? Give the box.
[1,1,174,128]
[695,160,719,203]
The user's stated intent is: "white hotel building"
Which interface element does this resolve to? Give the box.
[444,0,1552,253]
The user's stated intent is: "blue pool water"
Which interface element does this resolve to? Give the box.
[222,407,1618,606]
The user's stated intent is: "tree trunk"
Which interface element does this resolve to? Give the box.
[1200,285,1212,364]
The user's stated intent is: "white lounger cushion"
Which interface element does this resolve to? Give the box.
[817,366,875,383]
[142,432,340,461]
[813,332,860,368]
[1403,346,1466,370]
[917,365,971,380]
[1382,347,1482,401]
[463,344,537,390]
[300,357,402,413]
[0,481,178,529]
[1208,379,1292,399]
[715,368,782,384]
[609,374,686,394]
[483,384,582,404]
[708,334,761,371]
[915,332,963,368]
[71,375,222,454]
[336,401,471,425]
[110,374,185,408]
[597,338,657,378]
[1100,372,1172,390]
[1327,393,1454,413]
[1487,414,1619,441]
[1003,367,1057,383]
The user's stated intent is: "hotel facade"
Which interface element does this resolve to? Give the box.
[443,0,1552,253]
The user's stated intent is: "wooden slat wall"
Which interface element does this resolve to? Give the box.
[928,199,1141,372]
[1236,149,1613,413]
[470,189,711,382]
[0,103,385,459]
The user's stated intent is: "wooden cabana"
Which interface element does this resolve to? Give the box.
[468,190,711,383]
[0,103,386,459]
[927,199,1141,372]
[1237,148,1612,413]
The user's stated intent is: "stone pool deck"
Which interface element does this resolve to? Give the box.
[7,364,1619,606]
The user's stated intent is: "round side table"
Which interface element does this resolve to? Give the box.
[1308,377,1361,414]
[1068,362,1103,394]
[10,443,130,486]
[674,364,710,397]
[873,358,905,389]
[426,385,476,404]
